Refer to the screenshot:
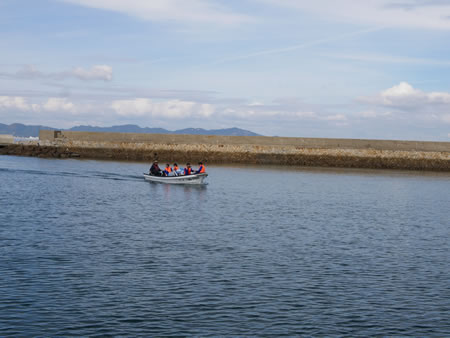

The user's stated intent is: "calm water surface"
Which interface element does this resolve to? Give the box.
[1,156,449,336]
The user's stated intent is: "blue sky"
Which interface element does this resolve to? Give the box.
[1,0,450,140]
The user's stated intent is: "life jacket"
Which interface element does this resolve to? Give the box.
[198,165,205,173]
[173,165,179,171]
[166,167,172,173]
[184,167,192,175]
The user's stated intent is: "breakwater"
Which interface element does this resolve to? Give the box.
[0,130,449,171]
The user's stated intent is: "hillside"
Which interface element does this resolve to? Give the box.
[0,123,260,137]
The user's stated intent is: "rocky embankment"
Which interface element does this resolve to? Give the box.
[1,140,449,171]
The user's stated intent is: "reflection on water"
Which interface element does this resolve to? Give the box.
[154,181,207,202]
[0,156,449,336]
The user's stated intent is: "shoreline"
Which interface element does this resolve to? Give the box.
[0,130,448,172]
[1,141,449,172]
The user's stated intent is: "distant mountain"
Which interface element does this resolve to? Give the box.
[0,123,261,137]
[0,123,56,137]
[69,124,169,134]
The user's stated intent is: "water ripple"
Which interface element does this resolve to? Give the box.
[0,156,449,336]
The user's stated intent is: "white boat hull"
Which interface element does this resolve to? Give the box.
[143,173,208,185]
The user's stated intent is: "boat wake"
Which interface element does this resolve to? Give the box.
[0,167,142,182]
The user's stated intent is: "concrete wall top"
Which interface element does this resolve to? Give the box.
[0,134,14,144]
[39,130,450,152]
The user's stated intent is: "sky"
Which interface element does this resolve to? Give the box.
[0,0,450,140]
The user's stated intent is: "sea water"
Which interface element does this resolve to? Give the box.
[1,155,449,336]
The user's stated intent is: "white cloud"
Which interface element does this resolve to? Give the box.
[61,0,450,30]
[0,96,32,111]
[295,111,317,118]
[111,98,214,118]
[358,82,450,124]
[322,114,347,121]
[0,65,113,82]
[248,101,264,106]
[360,82,450,107]
[382,81,421,97]
[221,106,350,123]
[42,98,77,113]
[356,111,392,118]
[62,0,251,25]
[71,65,112,81]
[15,65,43,79]
[263,0,450,30]
[0,96,79,113]
[222,107,319,119]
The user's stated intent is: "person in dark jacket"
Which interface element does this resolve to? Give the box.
[149,160,162,176]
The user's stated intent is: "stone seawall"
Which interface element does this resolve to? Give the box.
[39,130,450,152]
[0,134,14,145]
[1,134,449,171]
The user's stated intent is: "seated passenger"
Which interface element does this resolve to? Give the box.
[149,160,162,176]
[173,163,181,176]
[195,161,206,174]
[184,163,192,175]
[163,163,172,176]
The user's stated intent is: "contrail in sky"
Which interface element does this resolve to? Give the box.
[211,26,386,65]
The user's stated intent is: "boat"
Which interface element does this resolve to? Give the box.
[143,172,208,185]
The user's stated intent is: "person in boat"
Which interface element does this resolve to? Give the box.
[184,163,193,175]
[149,160,163,176]
[195,161,206,174]
[173,163,181,176]
[163,163,172,176]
